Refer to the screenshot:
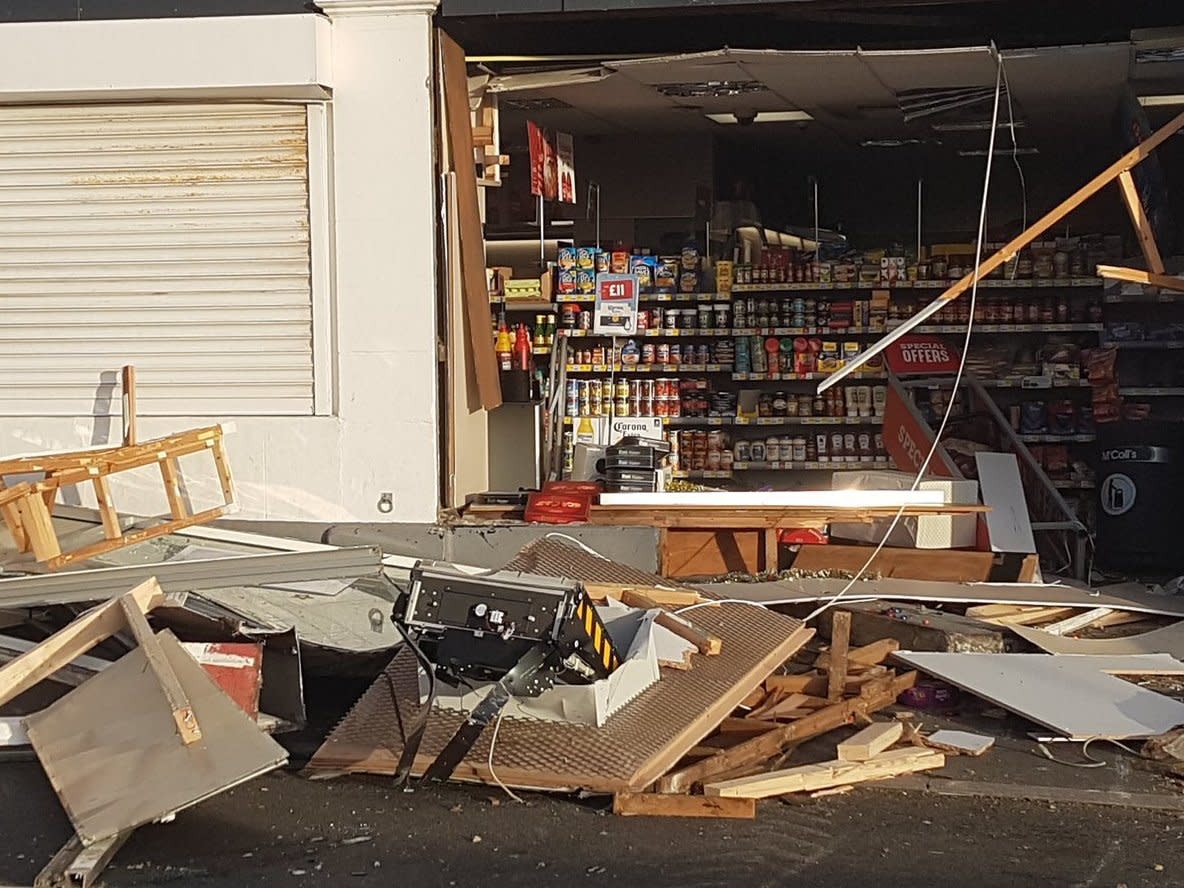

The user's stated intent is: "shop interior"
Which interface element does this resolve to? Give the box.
[470,39,1184,576]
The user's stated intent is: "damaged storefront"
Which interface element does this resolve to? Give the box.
[5,1,1184,885]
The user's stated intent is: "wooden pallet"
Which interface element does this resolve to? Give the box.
[0,425,234,570]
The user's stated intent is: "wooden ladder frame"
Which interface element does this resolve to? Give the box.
[0,425,235,570]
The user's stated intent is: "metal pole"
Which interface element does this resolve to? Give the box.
[916,178,923,262]
[594,184,601,252]
[538,193,545,268]
[813,178,820,254]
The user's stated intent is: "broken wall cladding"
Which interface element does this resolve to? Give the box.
[315,522,662,573]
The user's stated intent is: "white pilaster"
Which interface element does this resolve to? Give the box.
[321,0,442,522]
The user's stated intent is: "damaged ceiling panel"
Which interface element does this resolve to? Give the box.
[493,42,1138,150]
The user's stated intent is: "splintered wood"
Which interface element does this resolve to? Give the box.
[600,601,967,819]
[0,425,235,569]
[704,748,945,799]
[612,792,755,820]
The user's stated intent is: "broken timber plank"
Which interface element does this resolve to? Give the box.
[1096,266,1184,293]
[826,611,851,701]
[766,671,882,698]
[612,792,755,820]
[968,605,1079,626]
[816,637,899,671]
[583,583,704,608]
[719,717,779,735]
[621,589,721,655]
[0,579,164,710]
[118,595,201,745]
[704,748,945,799]
[1042,607,1115,636]
[836,721,903,762]
[1116,170,1166,274]
[657,671,917,793]
[1092,610,1148,629]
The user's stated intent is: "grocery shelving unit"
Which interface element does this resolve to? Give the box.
[542,272,1116,494]
[554,281,894,484]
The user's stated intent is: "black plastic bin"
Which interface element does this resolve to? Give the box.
[1094,420,1184,572]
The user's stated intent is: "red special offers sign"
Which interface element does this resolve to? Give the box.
[885,335,962,375]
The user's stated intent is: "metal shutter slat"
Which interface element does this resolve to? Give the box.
[0,103,315,417]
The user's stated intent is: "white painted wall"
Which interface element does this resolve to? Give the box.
[0,3,444,524]
[0,14,333,103]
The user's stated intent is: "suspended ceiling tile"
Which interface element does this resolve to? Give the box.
[1001,43,1131,110]
[739,51,896,117]
[860,45,997,93]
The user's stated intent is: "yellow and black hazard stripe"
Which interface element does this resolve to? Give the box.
[574,593,621,676]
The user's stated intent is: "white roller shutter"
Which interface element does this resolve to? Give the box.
[0,103,316,416]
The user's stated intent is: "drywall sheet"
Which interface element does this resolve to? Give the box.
[974,453,1037,554]
[893,652,1184,740]
[1012,621,1184,658]
[700,575,1184,618]
[26,630,287,844]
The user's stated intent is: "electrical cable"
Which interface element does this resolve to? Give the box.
[487,705,526,804]
[387,616,439,787]
[542,532,610,560]
[803,51,1005,625]
[1036,736,1139,769]
[999,56,1028,253]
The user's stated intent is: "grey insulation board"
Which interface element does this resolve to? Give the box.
[892,652,1184,740]
[26,630,288,844]
[1011,621,1184,658]
[699,576,1184,618]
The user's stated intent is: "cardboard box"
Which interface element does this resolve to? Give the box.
[830,470,979,549]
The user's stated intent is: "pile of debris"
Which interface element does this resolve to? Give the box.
[0,427,409,885]
[303,539,988,819]
[7,427,1184,880]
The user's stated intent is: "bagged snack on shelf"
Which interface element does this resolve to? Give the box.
[1104,320,1145,342]
[655,257,678,294]
[1043,445,1070,474]
[629,255,654,292]
[1085,346,1117,384]
[1123,402,1152,420]
[1046,400,1077,435]
[1092,382,1122,423]
[1021,401,1047,434]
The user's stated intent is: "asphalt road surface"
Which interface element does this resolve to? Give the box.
[3,763,1183,888]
